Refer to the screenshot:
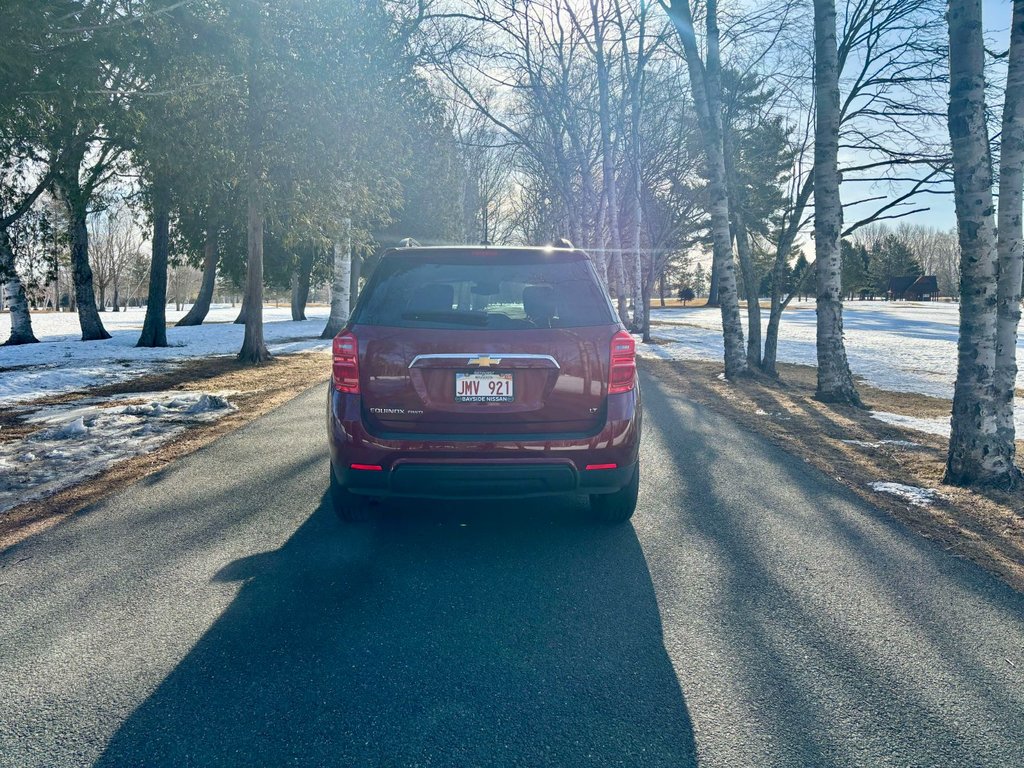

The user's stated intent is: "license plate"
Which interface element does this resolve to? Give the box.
[455,372,514,402]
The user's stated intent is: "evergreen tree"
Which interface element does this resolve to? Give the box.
[869,233,922,293]
[841,240,870,298]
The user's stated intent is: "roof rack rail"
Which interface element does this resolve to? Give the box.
[397,237,421,248]
[552,237,574,248]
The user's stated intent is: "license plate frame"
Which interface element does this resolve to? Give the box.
[454,371,514,403]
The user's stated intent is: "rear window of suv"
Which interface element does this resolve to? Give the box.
[354,254,617,330]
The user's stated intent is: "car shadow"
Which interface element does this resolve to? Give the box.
[96,494,698,767]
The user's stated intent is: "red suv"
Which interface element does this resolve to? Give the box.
[326,245,641,522]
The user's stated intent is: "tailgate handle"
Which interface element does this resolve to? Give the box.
[409,353,560,370]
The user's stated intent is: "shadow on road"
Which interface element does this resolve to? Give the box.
[96,495,697,767]
[639,373,1024,766]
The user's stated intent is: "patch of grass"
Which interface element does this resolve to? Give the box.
[644,358,1024,593]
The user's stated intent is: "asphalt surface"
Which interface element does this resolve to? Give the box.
[1,369,1023,767]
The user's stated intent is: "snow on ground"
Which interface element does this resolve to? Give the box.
[869,481,941,507]
[842,438,924,449]
[0,391,235,515]
[869,411,953,437]
[643,300,1024,435]
[0,304,331,406]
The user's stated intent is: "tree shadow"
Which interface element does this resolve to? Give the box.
[96,494,698,767]
[640,375,1024,765]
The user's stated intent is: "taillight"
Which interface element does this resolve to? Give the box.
[332,330,360,393]
[608,330,636,394]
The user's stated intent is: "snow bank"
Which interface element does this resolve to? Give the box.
[0,391,236,515]
[869,481,940,507]
[0,304,331,406]
[639,301,1024,434]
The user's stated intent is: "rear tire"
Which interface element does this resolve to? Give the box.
[590,463,639,523]
[330,465,373,523]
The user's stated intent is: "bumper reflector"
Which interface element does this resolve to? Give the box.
[585,463,618,470]
[351,463,383,471]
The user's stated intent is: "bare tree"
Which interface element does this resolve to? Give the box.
[944,0,1016,485]
[665,0,747,377]
[757,0,946,376]
[993,0,1024,484]
[892,222,960,295]
[813,0,861,404]
[89,200,138,312]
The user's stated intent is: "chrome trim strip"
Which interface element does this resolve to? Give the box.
[409,353,560,369]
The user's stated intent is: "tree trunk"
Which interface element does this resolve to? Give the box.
[610,251,628,325]
[238,190,270,364]
[290,247,314,321]
[0,232,39,344]
[138,175,171,348]
[722,126,762,367]
[761,242,795,377]
[61,192,110,341]
[234,289,250,324]
[945,0,1015,485]
[761,253,793,377]
[178,222,218,326]
[591,4,628,326]
[994,0,1024,483]
[112,279,120,312]
[237,1,270,365]
[68,204,109,340]
[813,0,860,404]
[707,257,720,306]
[641,277,653,344]
[351,252,363,306]
[734,223,762,368]
[667,0,746,378]
[321,221,352,339]
[628,182,645,332]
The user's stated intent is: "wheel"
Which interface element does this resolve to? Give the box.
[330,465,373,523]
[590,463,639,523]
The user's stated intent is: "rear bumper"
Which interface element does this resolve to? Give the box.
[333,459,635,499]
[327,386,641,498]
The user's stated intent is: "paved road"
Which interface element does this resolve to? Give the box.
[1,370,1023,767]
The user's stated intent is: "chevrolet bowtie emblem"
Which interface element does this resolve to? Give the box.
[468,356,502,367]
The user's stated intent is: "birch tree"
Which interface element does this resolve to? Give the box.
[944,0,1015,485]
[321,220,353,340]
[664,0,747,378]
[812,0,860,404]
[993,0,1024,484]
[0,234,38,345]
[0,173,52,345]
